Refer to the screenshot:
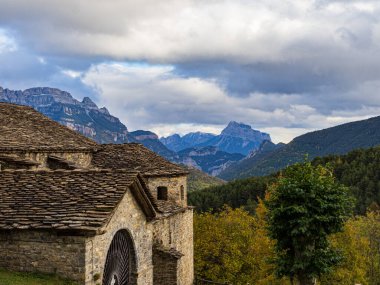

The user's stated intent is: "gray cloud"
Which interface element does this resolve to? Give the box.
[0,0,380,142]
[80,62,380,143]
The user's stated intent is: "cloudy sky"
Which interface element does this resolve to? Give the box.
[1,0,380,143]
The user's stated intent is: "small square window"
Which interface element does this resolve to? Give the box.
[157,186,168,200]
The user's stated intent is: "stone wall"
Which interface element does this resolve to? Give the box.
[0,173,193,285]
[84,187,154,285]
[153,247,180,285]
[153,209,194,285]
[0,231,86,282]
[147,175,187,207]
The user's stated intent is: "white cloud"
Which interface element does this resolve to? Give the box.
[80,62,379,143]
[61,69,82,79]
[150,123,222,138]
[0,29,16,53]
[260,127,314,144]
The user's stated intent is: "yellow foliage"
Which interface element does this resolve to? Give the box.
[194,196,380,285]
[321,217,369,285]
[319,211,380,285]
[194,202,289,285]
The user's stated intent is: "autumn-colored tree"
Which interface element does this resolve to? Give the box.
[266,162,354,285]
[320,216,370,285]
[361,211,380,285]
[320,210,380,285]
[194,204,289,285]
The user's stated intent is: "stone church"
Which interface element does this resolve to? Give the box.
[0,103,194,285]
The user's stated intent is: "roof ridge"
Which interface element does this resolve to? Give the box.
[92,143,189,177]
[0,168,140,174]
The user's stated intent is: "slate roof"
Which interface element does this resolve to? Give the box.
[92,143,188,177]
[0,155,40,167]
[0,169,156,234]
[0,103,97,151]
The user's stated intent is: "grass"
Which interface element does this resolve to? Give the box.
[0,268,79,285]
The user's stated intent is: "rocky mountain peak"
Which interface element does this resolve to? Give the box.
[23,87,78,105]
[225,121,251,130]
[160,132,217,152]
[82,97,98,109]
[183,132,216,141]
[222,121,271,142]
[99,107,110,115]
[165,134,181,141]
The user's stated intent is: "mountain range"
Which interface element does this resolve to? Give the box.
[0,86,269,179]
[2,86,380,184]
[161,121,271,156]
[159,121,271,174]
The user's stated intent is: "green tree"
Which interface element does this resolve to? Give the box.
[266,162,354,285]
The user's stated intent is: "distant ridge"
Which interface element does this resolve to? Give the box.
[128,130,179,162]
[219,115,380,180]
[160,132,216,152]
[177,146,244,176]
[161,121,271,156]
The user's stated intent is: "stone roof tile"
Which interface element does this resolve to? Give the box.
[0,169,155,233]
[92,143,188,177]
[0,103,97,151]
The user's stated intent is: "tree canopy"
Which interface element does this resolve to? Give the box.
[266,162,354,285]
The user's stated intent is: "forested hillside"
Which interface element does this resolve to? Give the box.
[189,146,380,214]
[313,147,380,214]
[189,175,275,213]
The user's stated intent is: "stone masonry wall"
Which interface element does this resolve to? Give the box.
[147,175,187,207]
[84,188,154,285]
[153,248,179,285]
[0,231,86,282]
[153,209,194,285]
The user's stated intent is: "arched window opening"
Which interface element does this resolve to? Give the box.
[157,186,168,200]
[102,229,137,285]
[180,185,185,200]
